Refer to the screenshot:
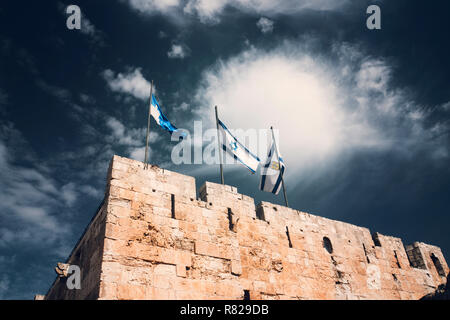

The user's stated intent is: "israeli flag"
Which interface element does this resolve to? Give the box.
[218,120,260,173]
[260,138,285,195]
[150,94,181,135]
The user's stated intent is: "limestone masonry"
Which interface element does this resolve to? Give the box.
[43,155,449,300]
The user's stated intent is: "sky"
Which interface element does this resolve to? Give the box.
[0,0,449,299]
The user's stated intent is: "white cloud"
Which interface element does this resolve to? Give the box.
[194,49,352,168]
[61,183,78,207]
[158,30,168,38]
[256,17,274,34]
[183,0,227,22]
[107,117,129,142]
[102,68,151,100]
[441,101,450,111]
[105,116,160,162]
[356,60,390,94]
[167,44,189,59]
[79,93,95,104]
[80,16,98,37]
[0,275,10,299]
[174,102,189,111]
[15,207,60,231]
[123,0,181,14]
[191,41,450,180]
[0,140,68,235]
[128,133,159,162]
[129,146,146,162]
[36,80,71,101]
[123,0,348,23]
[0,122,79,252]
[106,116,155,147]
[0,140,8,167]
[79,185,103,198]
[233,0,344,13]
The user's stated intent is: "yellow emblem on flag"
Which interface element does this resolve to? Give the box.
[270,161,280,170]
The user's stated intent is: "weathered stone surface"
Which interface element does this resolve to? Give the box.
[45,200,107,300]
[43,155,449,300]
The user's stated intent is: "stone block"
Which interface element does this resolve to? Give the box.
[176,264,187,278]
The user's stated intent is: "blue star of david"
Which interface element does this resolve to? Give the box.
[229,141,238,151]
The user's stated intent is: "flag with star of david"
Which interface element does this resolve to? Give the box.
[217,119,260,173]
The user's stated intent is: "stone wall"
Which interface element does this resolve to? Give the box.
[45,200,107,300]
[43,155,449,300]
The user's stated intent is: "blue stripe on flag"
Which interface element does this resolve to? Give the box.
[271,165,285,194]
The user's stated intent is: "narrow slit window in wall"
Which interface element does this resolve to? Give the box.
[227,208,234,231]
[362,243,370,264]
[171,194,175,219]
[431,253,446,277]
[286,226,293,248]
[394,250,401,268]
[323,237,333,254]
[372,233,382,247]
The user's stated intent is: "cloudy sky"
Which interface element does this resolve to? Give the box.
[0,1,449,299]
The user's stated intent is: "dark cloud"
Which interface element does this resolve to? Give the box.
[0,0,448,299]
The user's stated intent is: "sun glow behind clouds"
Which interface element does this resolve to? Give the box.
[194,46,385,175]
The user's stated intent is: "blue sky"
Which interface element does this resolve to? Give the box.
[0,0,449,299]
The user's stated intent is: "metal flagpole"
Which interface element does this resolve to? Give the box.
[271,126,288,207]
[144,80,154,169]
[215,106,225,185]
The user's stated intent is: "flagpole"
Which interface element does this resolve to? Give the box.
[271,126,288,207]
[215,106,225,185]
[144,80,154,169]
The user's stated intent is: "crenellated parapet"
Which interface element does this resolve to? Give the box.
[43,155,449,300]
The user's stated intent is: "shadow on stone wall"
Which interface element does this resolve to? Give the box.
[420,273,450,300]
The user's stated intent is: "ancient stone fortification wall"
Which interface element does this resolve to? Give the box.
[45,155,449,300]
[46,200,107,299]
